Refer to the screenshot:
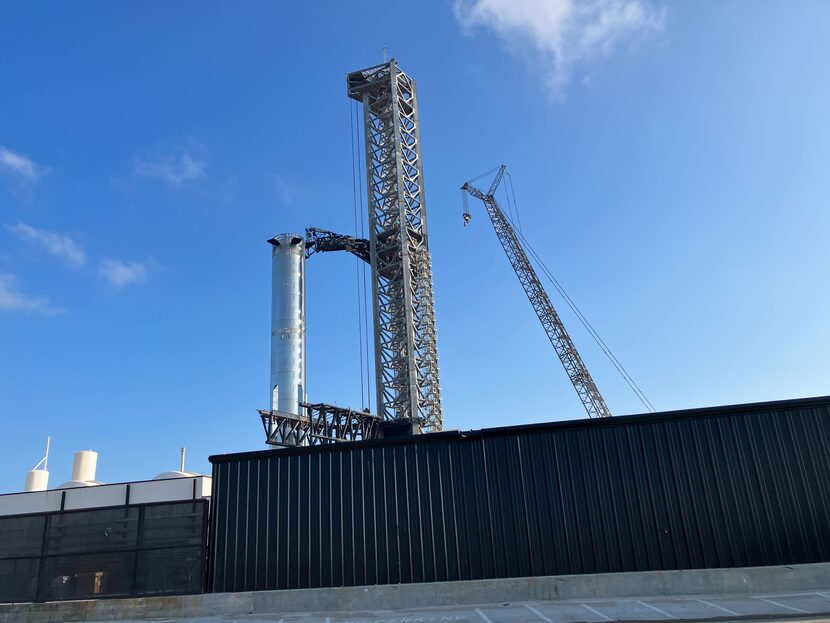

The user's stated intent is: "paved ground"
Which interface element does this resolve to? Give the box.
[216,589,830,623]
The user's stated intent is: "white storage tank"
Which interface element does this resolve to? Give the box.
[24,436,51,492]
[24,469,49,492]
[58,450,101,489]
[71,450,97,481]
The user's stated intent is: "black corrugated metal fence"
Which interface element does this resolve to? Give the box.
[0,500,207,603]
[209,396,830,592]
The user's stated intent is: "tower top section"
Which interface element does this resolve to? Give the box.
[347,59,401,101]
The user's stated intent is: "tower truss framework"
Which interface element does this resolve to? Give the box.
[347,60,442,431]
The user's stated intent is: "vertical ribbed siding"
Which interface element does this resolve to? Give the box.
[208,398,830,592]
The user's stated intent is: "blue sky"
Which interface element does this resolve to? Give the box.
[1,1,829,493]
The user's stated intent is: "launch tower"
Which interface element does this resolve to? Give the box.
[347,60,442,431]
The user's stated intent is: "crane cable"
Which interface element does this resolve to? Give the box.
[506,210,656,413]
[467,165,502,184]
[505,172,524,233]
[464,166,655,412]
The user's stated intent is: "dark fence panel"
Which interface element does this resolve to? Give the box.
[209,396,830,593]
[0,499,207,603]
[0,558,40,603]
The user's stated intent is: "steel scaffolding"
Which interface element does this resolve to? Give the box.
[347,60,442,431]
[260,402,382,447]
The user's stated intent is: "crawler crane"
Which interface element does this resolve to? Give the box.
[461,165,612,418]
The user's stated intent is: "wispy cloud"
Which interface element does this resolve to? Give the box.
[98,259,147,288]
[272,174,294,205]
[135,147,207,189]
[0,146,49,184]
[454,0,665,98]
[4,222,86,267]
[0,273,61,315]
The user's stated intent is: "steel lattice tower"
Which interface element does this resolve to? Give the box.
[347,60,442,431]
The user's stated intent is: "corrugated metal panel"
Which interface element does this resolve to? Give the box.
[208,396,830,593]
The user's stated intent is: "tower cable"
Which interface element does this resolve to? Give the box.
[349,100,366,410]
[353,102,372,412]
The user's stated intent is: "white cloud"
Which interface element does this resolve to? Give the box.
[135,149,207,189]
[0,146,49,183]
[0,273,61,315]
[98,259,147,288]
[454,0,664,98]
[4,222,86,267]
[272,174,294,205]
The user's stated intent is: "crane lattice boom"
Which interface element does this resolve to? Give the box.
[462,166,612,419]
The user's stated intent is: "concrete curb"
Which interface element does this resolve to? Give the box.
[2,562,829,622]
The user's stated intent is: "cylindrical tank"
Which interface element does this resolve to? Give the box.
[58,450,101,488]
[268,233,306,415]
[24,469,49,492]
[71,450,98,482]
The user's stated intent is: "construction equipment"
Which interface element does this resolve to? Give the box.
[260,60,444,446]
[260,228,375,448]
[260,218,428,447]
[461,165,612,419]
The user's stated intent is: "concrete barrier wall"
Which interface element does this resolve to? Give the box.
[3,561,829,623]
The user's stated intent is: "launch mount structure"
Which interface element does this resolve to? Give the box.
[262,60,443,447]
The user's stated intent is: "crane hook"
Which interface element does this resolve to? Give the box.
[462,189,472,227]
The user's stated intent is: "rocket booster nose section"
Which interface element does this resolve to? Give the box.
[269,232,306,415]
[268,232,304,247]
